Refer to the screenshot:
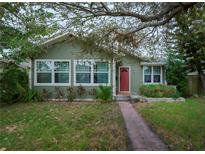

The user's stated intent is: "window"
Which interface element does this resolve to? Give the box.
[153,66,161,83]
[54,61,69,83]
[144,66,152,83]
[36,61,52,83]
[143,66,162,84]
[35,60,70,85]
[75,61,91,83]
[74,60,110,85]
[94,62,109,83]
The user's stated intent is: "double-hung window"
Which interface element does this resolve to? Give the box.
[153,66,161,83]
[35,60,70,85]
[75,61,92,83]
[144,66,152,83]
[36,61,52,83]
[74,60,110,85]
[143,66,162,84]
[94,62,109,83]
[54,61,70,83]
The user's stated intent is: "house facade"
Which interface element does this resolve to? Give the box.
[30,34,166,100]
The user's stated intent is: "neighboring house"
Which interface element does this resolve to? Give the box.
[30,34,166,100]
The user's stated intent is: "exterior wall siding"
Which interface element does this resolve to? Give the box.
[32,40,166,99]
[116,54,143,95]
[32,42,113,99]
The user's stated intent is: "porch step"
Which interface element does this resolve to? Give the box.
[116,95,131,101]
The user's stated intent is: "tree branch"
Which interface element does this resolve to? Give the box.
[100,2,110,12]
[61,2,196,22]
[127,6,183,34]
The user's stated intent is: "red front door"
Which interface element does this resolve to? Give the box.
[120,67,129,92]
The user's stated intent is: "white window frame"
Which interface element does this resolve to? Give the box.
[74,59,111,86]
[34,59,71,86]
[143,66,163,84]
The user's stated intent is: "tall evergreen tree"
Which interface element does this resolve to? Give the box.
[166,50,188,96]
[174,5,205,94]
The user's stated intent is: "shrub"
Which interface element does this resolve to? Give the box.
[77,86,86,97]
[24,89,43,102]
[55,87,65,99]
[67,87,76,102]
[0,64,28,103]
[166,50,188,97]
[0,64,42,103]
[139,84,179,98]
[96,85,112,103]
[42,89,50,101]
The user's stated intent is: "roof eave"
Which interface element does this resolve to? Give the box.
[140,62,166,66]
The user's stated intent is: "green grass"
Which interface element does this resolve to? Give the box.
[0,102,129,150]
[134,98,205,150]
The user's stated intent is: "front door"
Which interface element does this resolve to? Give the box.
[120,67,129,92]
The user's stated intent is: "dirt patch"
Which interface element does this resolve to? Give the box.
[4,124,25,133]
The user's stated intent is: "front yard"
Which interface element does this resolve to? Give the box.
[134,98,205,150]
[0,102,129,150]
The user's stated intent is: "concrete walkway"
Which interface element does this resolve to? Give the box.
[119,102,168,151]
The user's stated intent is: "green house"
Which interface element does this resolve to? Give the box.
[30,33,166,100]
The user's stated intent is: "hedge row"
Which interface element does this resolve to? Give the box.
[139,84,179,98]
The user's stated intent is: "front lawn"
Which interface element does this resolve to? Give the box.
[134,98,205,150]
[0,102,129,150]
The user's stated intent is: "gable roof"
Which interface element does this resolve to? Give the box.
[140,62,166,66]
[39,32,165,64]
[39,32,75,48]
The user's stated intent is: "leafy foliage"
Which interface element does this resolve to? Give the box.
[96,86,112,103]
[77,86,86,97]
[0,64,27,103]
[41,89,50,101]
[0,64,41,103]
[166,51,188,97]
[139,84,179,98]
[175,5,205,73]
[47,2,197,59]
[24,89,42,102]
[0,3,58,62]
[167,4,205,93]
[0,2,201,62]
[2,2,197,62]
[55,87,65,99]
[67,87,76,102]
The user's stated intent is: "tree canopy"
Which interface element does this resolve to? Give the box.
[168,5,205,93]
[0,3,58,62]
[1,2,201,61]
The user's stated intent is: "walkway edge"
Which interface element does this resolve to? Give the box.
[119,102,168,151]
